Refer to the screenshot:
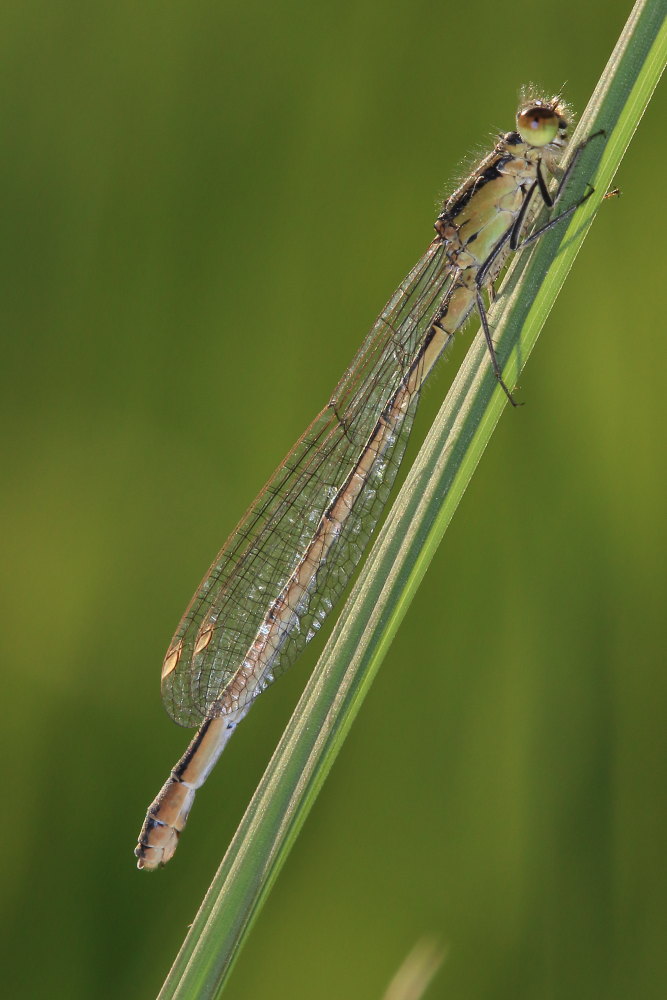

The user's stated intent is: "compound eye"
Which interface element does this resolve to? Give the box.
[516,105,561,147]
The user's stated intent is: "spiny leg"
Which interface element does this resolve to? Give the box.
[509,129,605,251]
[473,131,606,403]
[549,129,605,205]
[510,176,595,251]
[474,175,592,406]
[475,287,520,408]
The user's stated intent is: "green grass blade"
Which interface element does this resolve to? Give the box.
[158,3,666,996]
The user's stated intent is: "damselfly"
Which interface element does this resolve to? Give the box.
[136,92,600,869]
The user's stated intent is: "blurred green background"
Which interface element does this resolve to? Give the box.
[1,1,665,997]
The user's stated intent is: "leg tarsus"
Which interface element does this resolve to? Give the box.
[552,129,605,205]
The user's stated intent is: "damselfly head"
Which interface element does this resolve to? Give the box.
[516,94,569,148]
